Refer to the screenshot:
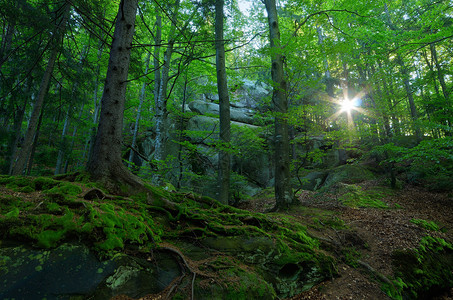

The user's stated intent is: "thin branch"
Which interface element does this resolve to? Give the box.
[292,9,373,37]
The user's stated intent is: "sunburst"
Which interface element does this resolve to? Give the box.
[326,90,368,132]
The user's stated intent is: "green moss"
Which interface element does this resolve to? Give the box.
[23,185,36,193]
[33,177,59,190]
[196,257,276,299]
[36,230,66,248]
[410,219,442,232]
[86,202,162,253]
[339,184,389,208]
[46,202,61,212]
[5,207,20,218]
[44,182,82,196]
[5,176,33,189]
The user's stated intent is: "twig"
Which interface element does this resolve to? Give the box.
[191,272,196,300]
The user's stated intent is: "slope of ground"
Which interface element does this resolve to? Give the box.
[242,180,453,299]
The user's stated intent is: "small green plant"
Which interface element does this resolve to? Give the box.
[342,247,361,267]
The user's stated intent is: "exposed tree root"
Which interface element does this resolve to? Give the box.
[356,260,393,286]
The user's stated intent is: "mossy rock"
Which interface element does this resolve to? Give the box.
[195,261,276,299]
[323,164,375,189]
[0,175,336,299]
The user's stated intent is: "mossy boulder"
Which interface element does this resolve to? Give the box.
[0,175,335,299]
[322,164,375,189]
[0,243,117,299]
[389,236,453,299]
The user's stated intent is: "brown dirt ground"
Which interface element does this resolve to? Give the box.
[242,180,453,300]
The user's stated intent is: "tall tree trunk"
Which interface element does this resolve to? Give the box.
[316,26,333,98]
[11,3,70,175]
[153,12,162,109]
[87,0,142,192]
[398,57,422,140]
[8,100,27,174]
[0,15,15,69]
[64,103,85,173]
[430,43,452,129]
[215,0,231,205]
[26,109,44,175]
[55,106,71,174]
[384,3,421,141]
[154,0,179,183]
[128,52,151,169]
[264,0,294,210]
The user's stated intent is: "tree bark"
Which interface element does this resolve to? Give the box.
[11,3,70,175]
[215,0,231,205]
[264,0,294,209]
[87,0,142,193]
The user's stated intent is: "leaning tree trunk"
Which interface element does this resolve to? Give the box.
[264,0,294,210]
[11,3,70,175]
[87,0,142,193]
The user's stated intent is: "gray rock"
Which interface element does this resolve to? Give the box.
[299,171,327,191]
[0,243,116,299]
[188,100,254,124]
[0,243,181,300]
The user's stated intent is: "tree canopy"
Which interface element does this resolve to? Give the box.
[0,0,452,201]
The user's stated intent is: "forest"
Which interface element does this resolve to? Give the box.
[0,0,452,299]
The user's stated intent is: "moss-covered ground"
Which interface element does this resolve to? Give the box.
[0,174,334,299]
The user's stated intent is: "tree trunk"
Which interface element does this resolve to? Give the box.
[155,1,179,150]
[384,3,421,141]
[215,0,231,205]
[55,106,71,175]
[11,3,70,175]
[154,0,180,184]
[87,0,142,193]
[8,100,27,174]
[153,12,162,109]
[64,103,85,173]
[128,52,151,170]
[264,0,294,209]
[316,26,334,98]
[26,109,44,175]
[398,57,422,140]
[430,43,452,129]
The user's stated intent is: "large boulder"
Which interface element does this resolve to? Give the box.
[231,79,271,109]
[0,243,182,299]
[322,165,376,189]
[186,115,261,144]
[299,171,328,191]
[188,100,255,124]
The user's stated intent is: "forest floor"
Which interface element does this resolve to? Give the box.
[241,180,453,300]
